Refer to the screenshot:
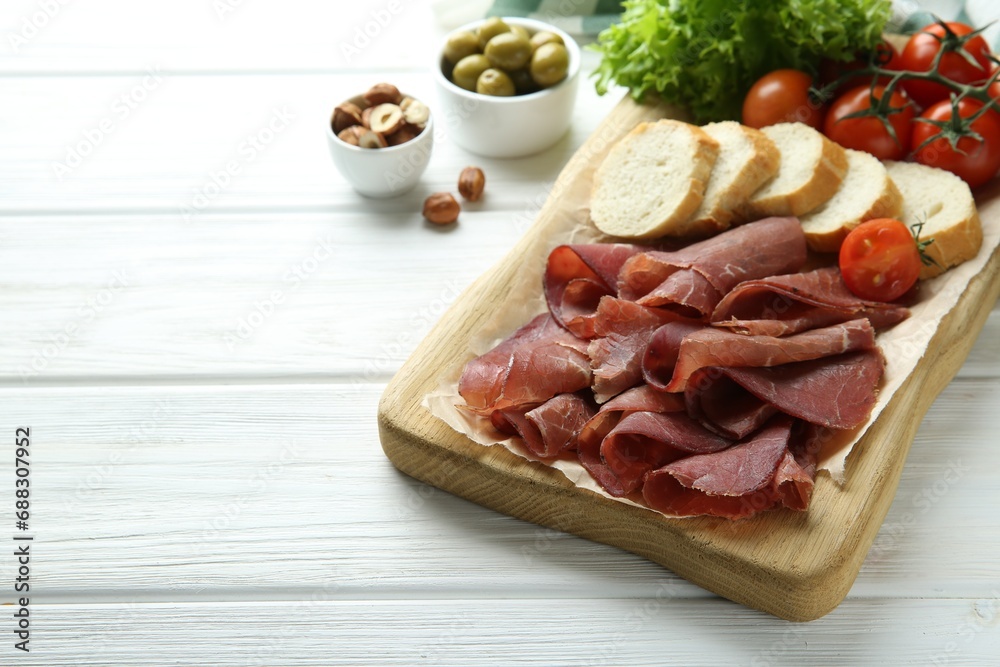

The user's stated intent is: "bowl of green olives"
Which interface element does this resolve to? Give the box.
[435,17,580,158]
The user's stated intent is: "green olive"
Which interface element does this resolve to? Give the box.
[508,68,539,95]
[529,30,564,52]
[443,30,481,64]
[476,17,510,49]
[476,68,516,96]
[530,42,569,88]
[509,25,530,42]
[484,32,532,71]
[452,54,491,91]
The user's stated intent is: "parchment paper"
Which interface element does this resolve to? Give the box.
[424,184,1000,517]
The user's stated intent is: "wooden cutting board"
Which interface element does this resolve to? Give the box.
[378,95,1000,621]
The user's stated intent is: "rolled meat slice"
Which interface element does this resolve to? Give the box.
[642,415,817,519]
[594,411,732,497]
[618,217,807,319]
[576,385,685,495]
[587,297,688,402]
[666,318,876,393]
[711,266,910,336]
[641,320,705,391]
[492,393,597,458]
[458,313,591,416]
[544,243,645,338]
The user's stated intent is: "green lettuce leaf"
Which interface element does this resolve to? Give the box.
[592,0,892,122]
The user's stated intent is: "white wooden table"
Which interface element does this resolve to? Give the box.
[1,1,999,664]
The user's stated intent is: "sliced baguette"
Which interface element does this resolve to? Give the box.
[799,149,903,253]
[884,161,983,279]
[590,119,719,239]
[739,122,849,221]
[685,121,781,235]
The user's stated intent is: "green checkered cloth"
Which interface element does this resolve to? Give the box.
[487,0,624,36]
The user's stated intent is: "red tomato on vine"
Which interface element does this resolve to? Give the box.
[823,85,915,161]
[911,98,1000,189]
[899,22,992,108]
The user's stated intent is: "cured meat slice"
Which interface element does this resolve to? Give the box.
[684,373,778,440]
[711,266,910,336]
[458,313,591,416]
[544,243,645,338]
[618,217,807,318]
[492,393,596,458]
[695,349,886,430]
[642,415,816,519]
[577,385,685,495]
[594,411,732,497]
[641,320,705,391]
[666,318,876,393]
[588,297,684,402]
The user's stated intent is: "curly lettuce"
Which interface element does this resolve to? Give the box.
[592,0,892,122]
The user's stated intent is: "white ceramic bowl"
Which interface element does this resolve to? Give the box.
[435,17,580,158]
[325,93,434,198]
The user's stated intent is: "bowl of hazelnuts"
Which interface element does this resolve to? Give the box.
[327,82,434,198]
[435,17,580,158]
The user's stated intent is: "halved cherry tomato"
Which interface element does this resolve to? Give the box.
[911,97,1000,189]
[823,85,915,160]
[742,69,825,130]
[899,22,992,108]
[839,218,922,302]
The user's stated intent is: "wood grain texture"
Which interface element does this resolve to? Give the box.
[10,598,1000,667]
[379,95,1000,621]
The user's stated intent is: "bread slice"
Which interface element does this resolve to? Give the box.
[884,161,983,279]
[798,149,903,253]
[685,121,781,235]
[590,119,719,239]
[739,123,849,221]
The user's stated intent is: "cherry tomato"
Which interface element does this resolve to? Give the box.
[839,218,922,302]
[742,69,825,130]
[819,39,900,97]
[823,85,915,160]
[911,97,1000,189]
[899,22,992,108]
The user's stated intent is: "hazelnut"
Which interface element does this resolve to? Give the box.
[358,130,388,149]
[368,103,404,135]
[422,192,460,225]
[361,106,374,128]
[332,102,363,134]
[400,97,430,127]
[363,82,402,106]
[385,123,423,146]
[337,125,367,146]
[457,166,486,202]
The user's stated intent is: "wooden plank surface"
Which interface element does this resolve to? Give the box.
[2,0,1000,662]
[379,95,1000,621]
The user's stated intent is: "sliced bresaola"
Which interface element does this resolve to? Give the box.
[711,266,910,336]
[664,318,876,393]
[492,393,596,458]
[544,243,645,338]
[642,415,817,519]
[458,313,591,416]
[593,411,733,497]
[684,373,779,440]
[686,349,886,431]
[587,297,687,402]
[641,320,705,391]
[617,217,807,319]
[576,385,685,495]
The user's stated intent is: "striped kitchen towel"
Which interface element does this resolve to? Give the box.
[486,0,625,36]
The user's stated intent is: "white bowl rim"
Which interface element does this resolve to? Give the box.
[434,16,582,103]
[325,92,434,155]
